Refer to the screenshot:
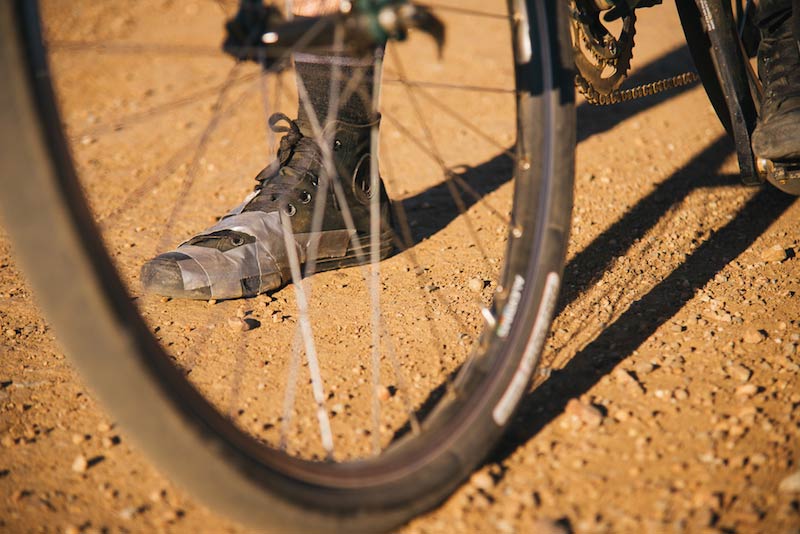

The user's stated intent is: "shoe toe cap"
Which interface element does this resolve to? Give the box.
[752,109,800,161]
[141,252,212,300]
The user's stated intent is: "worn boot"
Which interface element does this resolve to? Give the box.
[751,3,800,161]
[140,113,392,300]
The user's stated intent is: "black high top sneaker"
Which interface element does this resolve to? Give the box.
[140,113,392,300]
[142,49,393,300]
[751,3,800,161]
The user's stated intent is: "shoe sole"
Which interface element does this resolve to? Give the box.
[143,229,395,300]
[240,228,394,299]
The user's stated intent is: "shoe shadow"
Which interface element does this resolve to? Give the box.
[397,44,700,244]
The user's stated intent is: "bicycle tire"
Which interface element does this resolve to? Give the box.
[0,1,575,532]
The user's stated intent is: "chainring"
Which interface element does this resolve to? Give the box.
[570,0,636,95]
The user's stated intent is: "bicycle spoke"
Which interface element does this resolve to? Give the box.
[379,85,492,266]
[385,76,518,161]
[153,63,249,251]
[383,77,517,94]
[259,70,278,157]
[70,72,259,141]
[368,51,384,455]
[301,22,349,281]
[378,140,464,394]
[280,328,304,451]
[47,41,223,56]
[296,73,386,446]
[97,74,265,226]
[384,52,508,377]
[383,109,511,228]
[279,21,345,453]
[381,323,421,435]
[279,210,334,458]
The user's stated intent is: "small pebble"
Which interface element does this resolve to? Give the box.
[97,422,111,433]
[468,278,484,292]
[614,369,645,393]
[735,384,758,397]
[565,398,603,427]
[729,363,752,382]
[72,455,88,473]
[376,385,391,402]
[778,470,800,493]
[530,518,569,534]
[161,509,182,523]
[71,433,85,445]
[227,317,251,332]
[470,470,494,491]
[760,244,787,263]
[743,329,765,344]
[612,409,631,422]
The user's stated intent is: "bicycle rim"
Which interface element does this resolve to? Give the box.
[0,1,574,531]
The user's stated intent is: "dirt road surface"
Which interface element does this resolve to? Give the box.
[1,1,799,533]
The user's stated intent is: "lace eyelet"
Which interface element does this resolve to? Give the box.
[285,203,297,216]
[333,139,342,151]
[270,194,278,202]
[230,235,244,246]
[299,191,312,204]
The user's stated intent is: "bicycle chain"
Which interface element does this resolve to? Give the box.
[575,71,700,105]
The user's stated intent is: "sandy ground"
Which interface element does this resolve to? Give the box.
[1,1,799,533]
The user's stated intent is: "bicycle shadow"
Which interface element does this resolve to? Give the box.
[395,131,776,440]
[488,136,797,464]
[394,129,795,464]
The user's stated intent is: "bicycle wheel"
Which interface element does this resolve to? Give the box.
[0,0,574,532]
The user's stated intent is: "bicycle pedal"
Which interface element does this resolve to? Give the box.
[757,158,800,195]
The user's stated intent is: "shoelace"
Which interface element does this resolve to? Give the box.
[254,113,324,200]
[762,28,800,106]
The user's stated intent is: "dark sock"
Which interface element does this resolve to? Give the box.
[294,52,376,131]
